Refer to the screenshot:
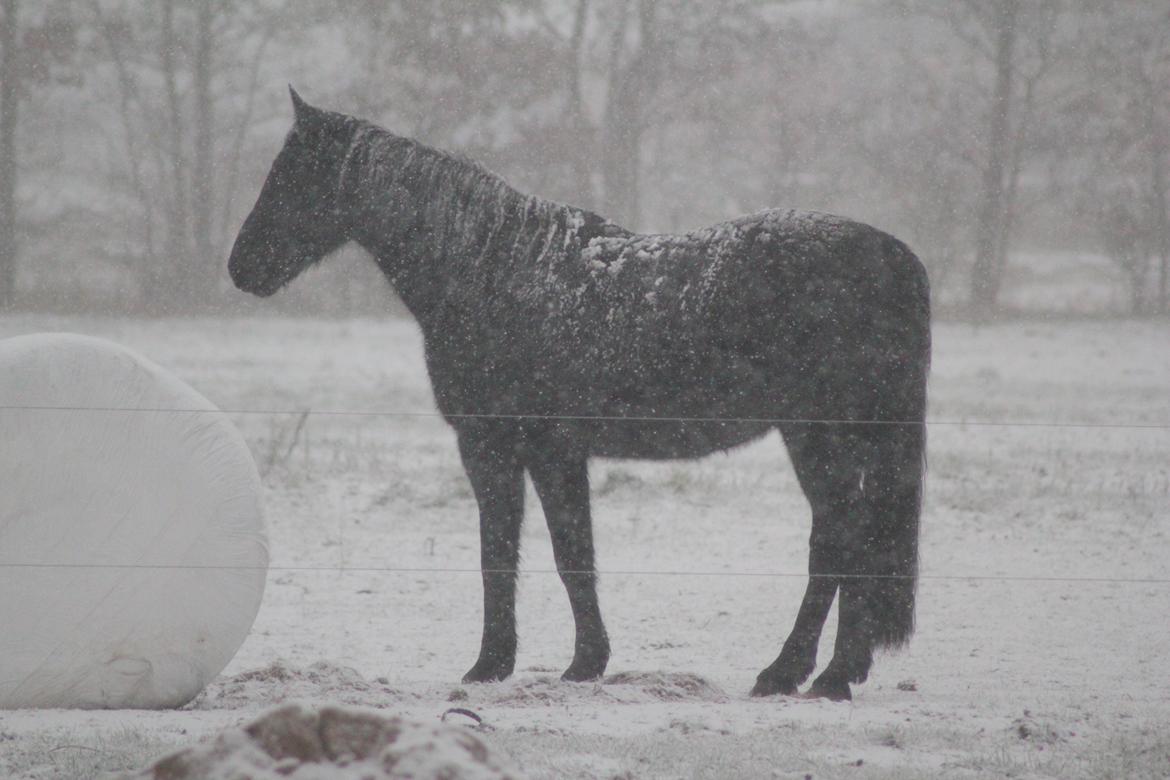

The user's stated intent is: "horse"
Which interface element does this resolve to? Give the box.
[229,88,930,701]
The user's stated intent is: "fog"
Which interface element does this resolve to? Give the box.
[2,0,1167,318]
[2,3,1170,779]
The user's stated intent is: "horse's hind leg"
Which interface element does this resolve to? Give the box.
[805,570,875,701]
[752,423,870,699]
[527,448,610,682]
[751,569,837,696]
[457,422,526,684]
[806,418,922,701]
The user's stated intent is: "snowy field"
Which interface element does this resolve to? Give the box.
[1,313,1168,779]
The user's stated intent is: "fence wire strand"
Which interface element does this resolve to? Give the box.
[2,405,1165,586]
[2,403,1169,430]
[0,561,1167,585]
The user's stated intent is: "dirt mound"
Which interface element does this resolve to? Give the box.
[603,672,728,702]
[481,671,727,707]
[190,660,410,710]
[118,703,520,779]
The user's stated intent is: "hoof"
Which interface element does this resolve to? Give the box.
[750,676,799,697]
[561,654,608,683]
[561,638,609,682]
[561,660,606,682]
[751,657,814,697]
[804,676,852,702]
[462,657,514,684]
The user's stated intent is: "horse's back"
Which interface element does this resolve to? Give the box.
[575,207,924,319]
[528,208,929,451]
[569,207,927,375]
[426,205,928,454]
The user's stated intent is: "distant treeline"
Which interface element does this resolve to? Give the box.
[0,0,1167,317]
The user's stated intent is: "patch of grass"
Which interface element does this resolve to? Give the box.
[1075,729,1170,780]
[956,724,1170,780]
[867,723,907,750]
[0,728,183,780]
[489,726,957,780]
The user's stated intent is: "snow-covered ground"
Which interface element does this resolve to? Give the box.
[1,314,1168,779]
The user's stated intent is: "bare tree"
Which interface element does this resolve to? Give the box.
[0,0,18,307]
[87,0,279,311]
[1059,1,1170,314]
[14,0,1150,316]
[969,0,1019,315]
[0,0,79,308]
[583,0,780,229]
[595,0,663,227]
[340,0,782,232]
[1094,192,1152,313]
[191,0,215,301]
[1118,10,1170,313]
[899,0,1059,316]
[669,6,844,227]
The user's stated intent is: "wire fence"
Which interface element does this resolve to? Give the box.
[2,404,1166,585]
[1,562,1166,586]
[2,403,1169,430]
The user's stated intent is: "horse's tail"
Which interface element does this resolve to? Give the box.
[862,238,930,650]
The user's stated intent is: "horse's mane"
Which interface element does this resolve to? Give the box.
[344,121,585,270]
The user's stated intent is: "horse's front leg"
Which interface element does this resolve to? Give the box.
[457,423,525,684]
[527,448,610,682]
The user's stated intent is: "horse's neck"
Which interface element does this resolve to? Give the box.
[345,135,574,326]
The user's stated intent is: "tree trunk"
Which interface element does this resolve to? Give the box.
[191,0,216,302]
[600,1,634,226]
[601,81,643,228]
[220,25,273,257]
[1129,264,1145,315]
[969,0,1017,318]
[1145,103,1170,315]
[89,0,158,287]
[600,0,660,229]
[1156,167,1169,314]
[158,0,190,310]
[564,0,594,211]
[0,0,19,308]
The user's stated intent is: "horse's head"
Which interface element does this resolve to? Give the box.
[228,88,356,297]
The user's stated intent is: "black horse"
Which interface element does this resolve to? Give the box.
[229,89,930,701]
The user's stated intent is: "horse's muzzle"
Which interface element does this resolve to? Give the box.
[227,235,283,297]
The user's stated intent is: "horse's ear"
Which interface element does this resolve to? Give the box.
[289,85,323,131]
[289,85,306,114]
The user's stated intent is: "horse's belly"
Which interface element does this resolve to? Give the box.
[586,419,772,459]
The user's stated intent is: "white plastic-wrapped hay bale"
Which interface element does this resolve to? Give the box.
[0,333,267,709]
